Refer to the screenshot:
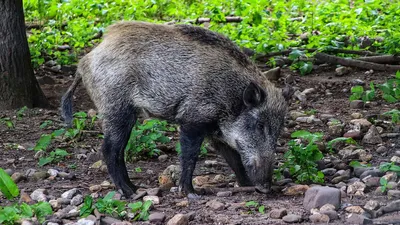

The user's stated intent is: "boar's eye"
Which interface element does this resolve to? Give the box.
[256,121,264,132]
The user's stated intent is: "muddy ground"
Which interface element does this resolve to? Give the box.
[1,61,400,225]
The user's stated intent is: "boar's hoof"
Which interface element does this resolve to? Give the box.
[255,185,270,194]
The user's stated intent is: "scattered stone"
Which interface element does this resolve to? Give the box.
[167,214,188,225]
[309,213,330,223]
[269,208,287,219]
[19,192,33,203]
[352,79,365,85]
[328,124,344,137]
[276,178,293,186]
[21,221,34,225]
[162,165,181,185]
[71,194,84,206]
[216,191,232,197]
[335,66,351,76]
[100,180,112,188]
[345,206,365,214]
[376,146,388,154]
[375,186,386,195]
[34,150,46,159]
[76,218,95,225]
[149,212,166,223]
[31,171,50,181]
[57,198,71,205]
[192,176,210,186]
[296,115,322,124]
[61,188,79,199]
[263,67,281,81]
[321,168,337,176]
[391,156,400,164]
[347,214,372,224]
[388,181,397,190]
[343,130,362,139]
[30,188,47,202]
[375,200,400,217]
[320,204,336,211]
[382,172,397,182]
[49,199,60,210]
[350,119,372,131]
[282,214,302,223]
[320,210,339,221]
[294,90,307,102]
[147,188,161,196]
[290,111,307,120]
[206,200,225,210]
[331,175,349,184]
[362,125,382,145]
[364,200,380,211]
[11,172,25,183]
[388,190,400,199]
[350,100,364,109]
[363,176,380,187]
[320,114,335,121]
[176,200,189,207]
[360,169,384,180]
[158,155,168,162]
[212,174,226,183]
[143,195,160,205]
[351,113,363,119]
[89,185,102,192]
[303,186,341,210]
[100,216,122,225]
[347,181,366,196]
[90,160,104,169]
[47,169,59,177]
[283,184,309,196]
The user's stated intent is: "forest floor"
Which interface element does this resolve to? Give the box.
[1,60,400,225]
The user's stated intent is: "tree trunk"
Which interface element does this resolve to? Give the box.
[0,0,48,110]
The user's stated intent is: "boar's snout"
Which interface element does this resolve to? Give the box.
[246,153,274,194]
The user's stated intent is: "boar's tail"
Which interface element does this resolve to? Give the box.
[61,72,82,127]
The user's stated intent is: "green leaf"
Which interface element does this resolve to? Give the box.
[103,191,116,201]
[38,157,54,167]
[52,128,65,137]
[245,201,258,207]
[290,130,311,139]
[396,71,400,79]
[32,202,53,223]
[380,177,388,186]
[20,203,33,218]
[128,201,143,212]
[299,62,313,76]
[288,49,304,60]
[33,134,52,151]
[383,94,397,103]
[0,168,20,200]
[142,200,152,212]
[258,205,265,214]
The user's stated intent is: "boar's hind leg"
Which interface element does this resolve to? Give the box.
[101,104,137,197]
[178,124,210,196]
[210,139,253,186]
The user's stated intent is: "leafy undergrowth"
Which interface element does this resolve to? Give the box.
[24,0,400,68]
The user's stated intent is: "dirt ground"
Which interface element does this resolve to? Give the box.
[1,61,400,224]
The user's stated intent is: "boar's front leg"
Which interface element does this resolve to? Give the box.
[178,123,210,197]
[210,138,253,186]
[101,104,137,198]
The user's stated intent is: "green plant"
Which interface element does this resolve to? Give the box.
[38,149,70,167]
[380,177,392,192]
[326,137,358,152]
[304,109,317,115]
[244,200,265,214]
[80,195,95,217]
[375,71,400,103]
[288,49,313,75]
[0,202,52,225]
[276,130,324,184]
[349,161,371,168]
[382,109,400,124]
[379,162,400,175]
[128,200,153,221]
[95,191,127,218]
[39,120,54,129]
[349,82,375,102]
[0,168,19,200]
[31,128,65,151]
[65,111,98,140]
[125,119,175,160]
[16,106,28,120]
[0,117,14,129]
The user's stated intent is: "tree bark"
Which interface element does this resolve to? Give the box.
[0,0,48,110]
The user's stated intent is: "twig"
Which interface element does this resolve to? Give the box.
[315,52,400,72]
[357,55,400,64]
[184,16,243,24]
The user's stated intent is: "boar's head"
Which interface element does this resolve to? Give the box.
[220,81,292,192]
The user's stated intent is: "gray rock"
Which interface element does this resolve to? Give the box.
[343,129,362,139]
[21,220,33,225]
[362,125,382,145]
[71,194,83,206]
[31,171,50,181]
[149,212,166,223]
[363,176,380,188]
[375,200,400,218]
[47,223,59,225]
[47,169,59,177]
[354,167,372,178]
[158,155,168,162]
[206,200,225,210]
[61,188,79,199]
[216,191,232,197]
[376,146,388,154]
[391,156,400,164]
[331,175,349,184]
[364,200,380,211]
[347,214,373,224]
[100,216,122,225]
[335,66,351,76]
[320,210,339,220]
[11,172,25,183]
[303,186,341,210]
[351,113,363,119]
[25,168,36,177]
[276,178,293,186]
[321,168,337,176]
[347,181,366,196]
[352,79,365,85]
[309,213,330,223]
[350,100,364,109]
[143,195,160,205]
[57,198,71,205]
[388,190,400,199]
[290,111,307,120]
[5,168,13,176]
[282,214,302,223]
[76,218,95,225]
[147,188,162,196]
[350,119,372,131]
[30,188,47,202]
[360,169,384,180]
[167,214,189,225]
[268,208,287,219]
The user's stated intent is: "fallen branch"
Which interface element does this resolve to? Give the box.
[315,52,400,72]
[357,55,400,64]
[186,16,243,24]
[254,48,380,62]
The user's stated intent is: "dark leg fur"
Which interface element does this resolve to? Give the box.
[178,123,211,195]
[210,138,252,186]
[101,104,137,197]
[60,72,82,127]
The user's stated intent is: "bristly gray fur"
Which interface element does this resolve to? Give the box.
[60,20,292,197]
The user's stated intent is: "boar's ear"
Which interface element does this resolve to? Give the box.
[282,83,294,102]
[243,81,266,108]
